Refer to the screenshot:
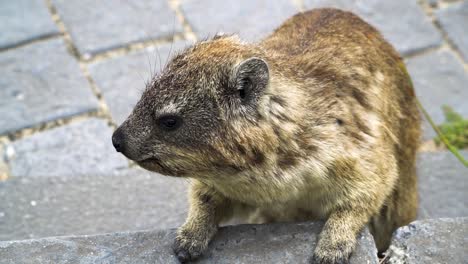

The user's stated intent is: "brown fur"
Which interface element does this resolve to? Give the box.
[113,8,420,263]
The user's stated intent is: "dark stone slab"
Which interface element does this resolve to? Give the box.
[196,223,378,264]
[0,168,188,241]
[6,118,128,177]
[417,150,468,219]
[386,218,468,264]
[0,39,99,135]
[0,0,59,49]
[405,50,468,140]
[0,222,378,264]
[180,0,298,41]
[436,1,468,62]
[51,0,183,57]
[88,41,192,124]
[304,0,443,55]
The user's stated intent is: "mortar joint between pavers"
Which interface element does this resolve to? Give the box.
[405,42,465,154]
[78,63,116,126]
[2,111,106,142]
[417,0,468,71]
[168,0,198,42]
[45,0,118,136]
[44,0,82,60]
[403,1,466,156]
[402,45,443,60]
[0,34,62,54]
[0,138,11,181]
[432,24,468,71]
[432,23,468,71]
[81,33,186,64]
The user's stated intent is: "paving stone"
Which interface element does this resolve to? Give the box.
[0,39,99,135]
[89,41,192,124]
[0,0,59,49]
[436,1,468,62]
[180,0,298,41]
[0,168,188,241]
[304,0,443,55]
[0,222,378,264]
[6,118,128,177]
[417,150,468,219]
[386,217,468,264]
[52,0,183,57]
[405,50,468,140]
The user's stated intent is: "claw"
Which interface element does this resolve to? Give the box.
[175,249,190,263]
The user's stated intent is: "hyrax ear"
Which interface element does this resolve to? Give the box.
[230,57,269,105]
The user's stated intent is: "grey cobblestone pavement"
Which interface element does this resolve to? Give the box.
[0,0,467,242]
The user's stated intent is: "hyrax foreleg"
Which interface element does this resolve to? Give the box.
[173,180,231,263]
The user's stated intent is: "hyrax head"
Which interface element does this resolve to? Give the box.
[112,36,270,177]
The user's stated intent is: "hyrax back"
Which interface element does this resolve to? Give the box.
[113,8,420,263]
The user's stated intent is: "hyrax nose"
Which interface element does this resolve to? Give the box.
[112,128,126,153]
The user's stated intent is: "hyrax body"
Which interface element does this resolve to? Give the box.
[112,8,420,263]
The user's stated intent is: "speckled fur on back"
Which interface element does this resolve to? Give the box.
[113,8,420,263]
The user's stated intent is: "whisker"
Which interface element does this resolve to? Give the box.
[135,70,148,88]
[164,14,177,69]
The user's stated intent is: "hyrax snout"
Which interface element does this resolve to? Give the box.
[113,8,421,263]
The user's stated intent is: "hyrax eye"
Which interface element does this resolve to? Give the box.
[158,115,182,131]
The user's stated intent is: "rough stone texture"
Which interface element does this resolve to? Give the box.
[436,1,468,62]
[6,118,128,177]
[417,150,468,219]
[180,0,298,41]
[0,39,99,135]
[0,223,378,264]
[304,0,443,55]
[386,218,468,264]
[0,0,59,49]
[405,50,468,140]
[52,0,183,57]
[89,41,192,124]
[0,168,188,241]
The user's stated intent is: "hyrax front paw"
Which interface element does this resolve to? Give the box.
[172,228,213,263]
[310,239,354,264]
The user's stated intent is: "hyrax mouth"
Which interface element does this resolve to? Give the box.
[137,157,163,170]
[138,156,162,166]
[137,156,183,176]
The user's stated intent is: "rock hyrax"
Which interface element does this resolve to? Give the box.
[112,8,421,263]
